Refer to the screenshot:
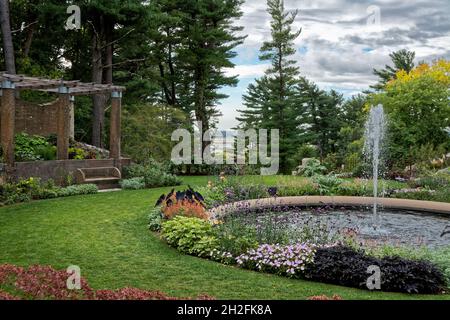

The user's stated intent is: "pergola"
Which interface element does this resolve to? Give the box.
[0,73,125,169]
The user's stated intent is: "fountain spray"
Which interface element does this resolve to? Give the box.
[363,104,386,229]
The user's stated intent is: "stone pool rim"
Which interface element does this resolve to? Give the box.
[209,196,450,217]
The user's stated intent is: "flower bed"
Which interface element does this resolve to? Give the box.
[149,182,449,295]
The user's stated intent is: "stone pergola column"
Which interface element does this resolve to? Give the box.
[109,91,122,163]
[1,80,16,167]
[57,86,71,160]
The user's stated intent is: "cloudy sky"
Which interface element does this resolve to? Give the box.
[217,0,450,129]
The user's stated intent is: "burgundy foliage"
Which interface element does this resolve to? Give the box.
[0,264,214,300]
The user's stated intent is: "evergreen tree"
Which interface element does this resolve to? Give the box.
[237,0,302,173]
[176,0,246,142]
[370,49,415,91]
[296,79,344,159]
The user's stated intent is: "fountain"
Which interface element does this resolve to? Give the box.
[211,104,450,249]
[363,104,387,229]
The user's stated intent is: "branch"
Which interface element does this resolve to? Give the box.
[102,58,146,69]
[101,28,135,49]
[11,21,38,34]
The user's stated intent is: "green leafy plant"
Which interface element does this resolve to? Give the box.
[299,159,327,177]
[68,147,87,160]
[14,133,50,162]
[161,216,218,257]
[120,177,146,190]
[148,207,163,232]
[123,162,181,188]
[57,184,98,197]
[312,175,344,195]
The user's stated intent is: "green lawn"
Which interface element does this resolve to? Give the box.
[0,175,447,300]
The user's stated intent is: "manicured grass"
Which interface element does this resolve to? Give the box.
[0,176,447,300]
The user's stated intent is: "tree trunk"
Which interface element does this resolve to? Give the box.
[91,19,104,147]
[194,66,210,151]
[0,0,16,74]
[167,40,177,105]
[23,22,36,57]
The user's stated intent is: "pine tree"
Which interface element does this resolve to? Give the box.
[238,0,302,173]
[371,49,415,91]
[296,79,344,159]
[175,0,246,143]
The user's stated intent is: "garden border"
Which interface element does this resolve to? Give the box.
[210,196,450,218]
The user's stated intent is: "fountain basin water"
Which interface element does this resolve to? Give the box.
[210,196,450,248]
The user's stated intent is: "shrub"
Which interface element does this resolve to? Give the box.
[57,184,98,197]
[336,179,371,196]
[277,180,320,197]
[123,161,182,188]
[143,167,182,188]
[390,189,436,201]
[155,187,208,220]
[14,133,49,162]
[68,147,87,160]
[0,177,44,205]
[163,200,209,220]
[304,246,447,294]
[120,177,146,190]
[299,159,327,177]
[161,216,219,257]
[409,173,450,190]
[34,145,57,161]
[236,243,316,278]
[148,206,163,232]
[312,175,344,195]
[365,246,450,287]
[428,247,450,286]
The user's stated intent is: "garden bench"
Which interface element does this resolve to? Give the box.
[75,166,121,190]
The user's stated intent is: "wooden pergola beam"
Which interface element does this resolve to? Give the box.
[39,86,125,95]
[0,73,125,93]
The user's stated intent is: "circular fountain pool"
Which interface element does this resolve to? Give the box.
[234,208,450,248]
[211,196,450,248]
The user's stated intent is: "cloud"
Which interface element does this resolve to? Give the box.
[224,63,270,78]
[217,0,450,129]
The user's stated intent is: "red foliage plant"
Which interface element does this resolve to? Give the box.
[0,264,214,300]
[163,200,209,220]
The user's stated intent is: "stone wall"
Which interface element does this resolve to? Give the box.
[0,97,74,138]
[12,158,131,185]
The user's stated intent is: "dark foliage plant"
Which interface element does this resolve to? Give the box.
[304,246,447,294]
